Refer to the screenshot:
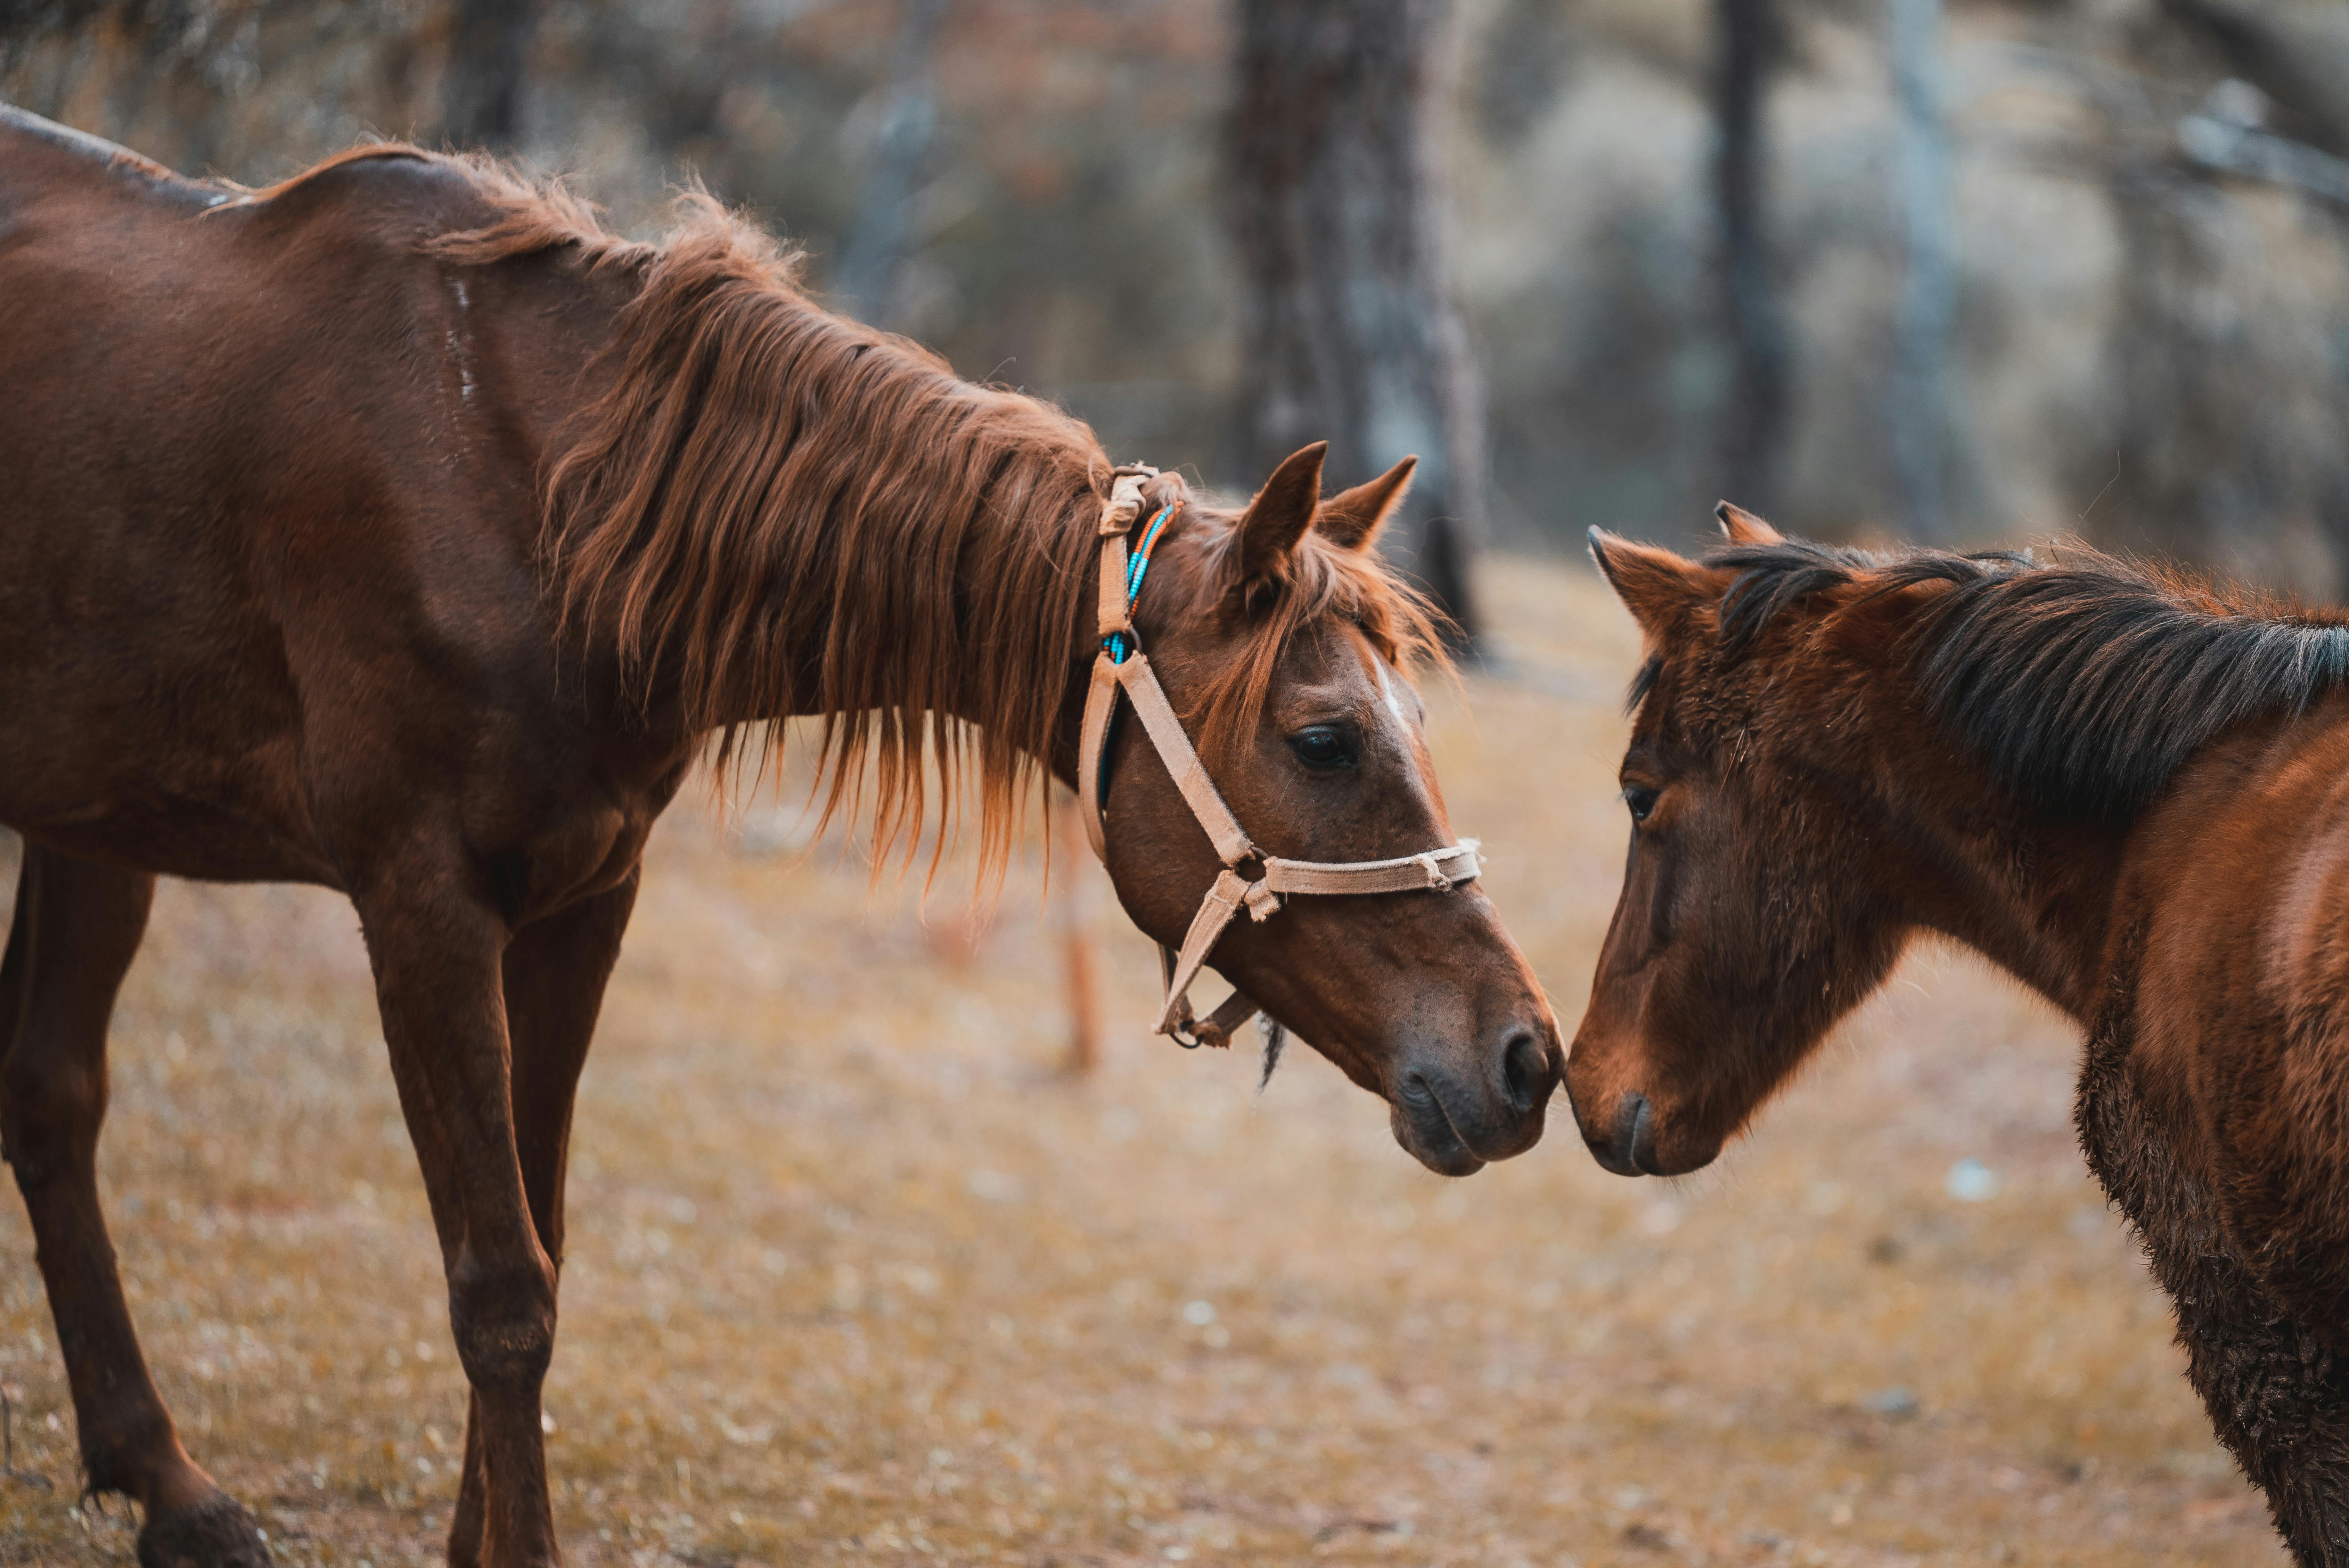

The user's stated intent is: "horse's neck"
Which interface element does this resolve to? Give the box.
[1841,667,2127,1021]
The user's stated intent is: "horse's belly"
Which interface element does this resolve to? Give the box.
[0,652,337,885]
[0,765,338,886]
[9,795,339,886]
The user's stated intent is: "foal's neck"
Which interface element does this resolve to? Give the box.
[1832,638,2130,1021]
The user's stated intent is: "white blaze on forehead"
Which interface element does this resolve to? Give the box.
[1374,656,1408,728]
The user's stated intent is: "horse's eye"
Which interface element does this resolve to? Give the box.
[1288,726,1353,770]
[1622,785,1660,824]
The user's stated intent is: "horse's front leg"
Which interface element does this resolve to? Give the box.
[358,874,563,1568]
[445,874,640,1568]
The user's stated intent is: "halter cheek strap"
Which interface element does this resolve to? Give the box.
[1076,465,1483,1050]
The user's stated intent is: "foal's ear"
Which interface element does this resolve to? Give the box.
[1236,442,1328,581]
[1589,528,1713,639]
[1716,501,1782,546]
[1315,455,1416,551]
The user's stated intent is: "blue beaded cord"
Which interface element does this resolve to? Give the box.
[1106,502,1176,665]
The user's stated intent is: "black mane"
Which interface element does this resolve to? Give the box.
[1704,537,2349,821]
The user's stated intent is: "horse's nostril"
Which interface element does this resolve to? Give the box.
[1500,1029,1552,1114]
[1611,1090,1653,1175]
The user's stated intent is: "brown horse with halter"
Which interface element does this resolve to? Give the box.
[1574,502,2349,1562]
[0,107,1563,1568]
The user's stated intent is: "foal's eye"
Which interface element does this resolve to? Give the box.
[1288,726,1354,770]
[1622,785,1660,824]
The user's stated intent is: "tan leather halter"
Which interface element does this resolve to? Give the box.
[1076,465,1483,1050]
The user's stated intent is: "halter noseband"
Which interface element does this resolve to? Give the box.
[1076,465,1484,1050]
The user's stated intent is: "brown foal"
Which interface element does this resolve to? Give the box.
[1573,503,2349,1562]
[0,108,1561,1568]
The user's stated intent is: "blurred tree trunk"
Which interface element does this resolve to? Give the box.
[2088,0,2349,586]
[442,0,537,152]
[1889,0,1956,542]
[1711,0,1789,517]
[1223,0,1483,649]
[834,0,945,327]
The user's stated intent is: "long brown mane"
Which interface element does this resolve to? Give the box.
[425,163,1108,873]
[1693,537,2349,822]
[422,158,1457,866]
[224,147,1447,873]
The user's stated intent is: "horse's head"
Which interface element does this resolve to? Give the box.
[1091,443,1561,1174]
[1567,506,1909,1177]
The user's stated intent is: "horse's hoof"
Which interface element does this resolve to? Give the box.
[137,1492,275,1568]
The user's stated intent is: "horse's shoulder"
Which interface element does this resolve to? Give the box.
[2128,706,2349,1035]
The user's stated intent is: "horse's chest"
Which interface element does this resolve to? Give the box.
[444,735,694,923]
[489,795,668,921]
[2076,1000,2238,1300]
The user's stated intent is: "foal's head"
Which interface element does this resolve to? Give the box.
[1100,445,1562,1174]
[1566,507,1916,1177]
[1568,504,2349,1177]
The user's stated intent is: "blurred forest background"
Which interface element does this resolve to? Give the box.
[8,0,2349,598]
[8,6,2344,1562]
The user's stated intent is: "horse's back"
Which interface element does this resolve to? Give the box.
[0,108,491,477]
[0,107,497,376]
[0,102,208,212]
[0,111,579,885]
[0,106,232,413]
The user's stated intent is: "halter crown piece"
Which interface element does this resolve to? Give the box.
[1076,465,1485,1050]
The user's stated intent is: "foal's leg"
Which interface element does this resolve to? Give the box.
[2079,1019,2349,1564]
[0,845,270,1567]
[445,876,639,1568]
[2200,1070,2349,1562]
[2152,1229,2349,1563]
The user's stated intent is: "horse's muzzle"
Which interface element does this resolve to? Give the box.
[1389,1025,1559,1176]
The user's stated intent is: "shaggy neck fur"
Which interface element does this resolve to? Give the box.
[1709,537,2349,825]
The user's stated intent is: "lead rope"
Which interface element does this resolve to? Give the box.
[1075,465,1484,1054]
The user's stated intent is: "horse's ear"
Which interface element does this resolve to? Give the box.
[1315,455,1416,551]
[1589,528,1711,639]
[1235,441,1328,581]
[1716,501,1782,546]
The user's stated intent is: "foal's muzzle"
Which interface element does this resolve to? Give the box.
[1589,1089,1656,1177]
[1579,1087,1721,1177]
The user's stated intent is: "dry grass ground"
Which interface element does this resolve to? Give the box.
[0,557,2286,1568]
